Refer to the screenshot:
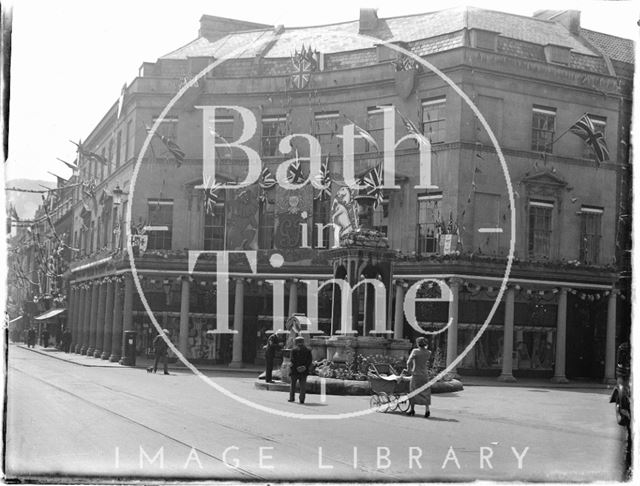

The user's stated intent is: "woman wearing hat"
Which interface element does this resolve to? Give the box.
[289,335,312,404]
[406,337,432,418]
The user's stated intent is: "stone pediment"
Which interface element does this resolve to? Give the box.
[520,170,568,189]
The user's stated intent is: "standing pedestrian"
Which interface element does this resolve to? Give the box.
[152,329,171,375]
[62,328,72,353]
[27,327,36,348]
[406,337,432,418]
[288,336,312,404]
[264,333,280,383]
[42,329,50,348]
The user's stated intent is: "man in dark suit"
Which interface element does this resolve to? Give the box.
[288,336,312,404]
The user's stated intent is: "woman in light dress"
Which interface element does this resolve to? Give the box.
[406,337,432,418]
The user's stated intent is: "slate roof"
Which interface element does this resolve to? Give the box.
[580,28,635,64]
[161,6,606,60]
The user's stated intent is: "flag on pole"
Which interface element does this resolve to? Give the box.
[569,114,610,165]
[344,116,379,152]
[360,165,384,207]
[314,156,332,200]
[259,166,277,190]
[396,108,430,147]
[287,152,305,184]
[56,158,78,174]
[71,140,108,165]
[146,126,186,167]
[204,184,222,216]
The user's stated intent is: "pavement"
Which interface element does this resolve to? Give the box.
[16,343,614,389]
[5,344,628,482]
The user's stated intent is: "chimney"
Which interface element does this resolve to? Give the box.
[359,8,379,33]
[533,10,581,35]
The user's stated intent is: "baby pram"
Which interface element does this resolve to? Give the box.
[367,363,411,413]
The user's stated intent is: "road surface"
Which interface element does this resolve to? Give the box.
[5,345,626,482]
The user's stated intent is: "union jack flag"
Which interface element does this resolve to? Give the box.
[287,153,305,184]
[569,114,610,165]
[290,45,318,90]
[360,165,384,208]
[313,157,332,200]
[259,166,277,190]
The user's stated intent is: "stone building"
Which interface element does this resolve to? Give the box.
[51,7,631,381]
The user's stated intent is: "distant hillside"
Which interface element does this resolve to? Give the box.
[5,179,56,220]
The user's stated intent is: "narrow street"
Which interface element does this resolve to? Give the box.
[5,345,626,482]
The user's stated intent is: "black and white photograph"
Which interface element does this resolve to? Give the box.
[1,0,636,482]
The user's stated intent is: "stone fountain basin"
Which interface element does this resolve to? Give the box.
[257,372,463,395]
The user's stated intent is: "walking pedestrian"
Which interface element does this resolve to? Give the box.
[288,336,312,404]
[27,327,36,348]
[264,333,280,383]
[152,329,171,375]
[406,337,432,418]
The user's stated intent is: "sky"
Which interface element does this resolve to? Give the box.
[3,0,639,183]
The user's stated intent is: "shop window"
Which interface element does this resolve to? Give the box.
[258,197,275,249]
[204,191,225,251]
[421,96,446,144]
[417,193,442,254]
[531,105,556,153]
[579,206,602,264]
[528,200,553,259]
[146,200,173,250]
[261,115,287,157]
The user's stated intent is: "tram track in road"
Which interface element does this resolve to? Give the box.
[9,365,264,481]
[9,359,397,480]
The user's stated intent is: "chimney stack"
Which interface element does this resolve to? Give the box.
[533,10,581,35]
[359,8,379,33]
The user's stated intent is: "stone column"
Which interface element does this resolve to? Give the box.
[551,288,569,383]
[178,277,190,357]
[393,283,405,339]
[74,287,85,353]
[446,279,460,374]
[604,290,617,383]
[81,285,92,355]
[109,278,123,362]
[93,280,107,357]
[119,274,135,365]
[498,287,516,382]
[229,278,244,368]
[288,280,298,316]
[68,286,76,351]
[100,279,115,359]
[87,281,99,356]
